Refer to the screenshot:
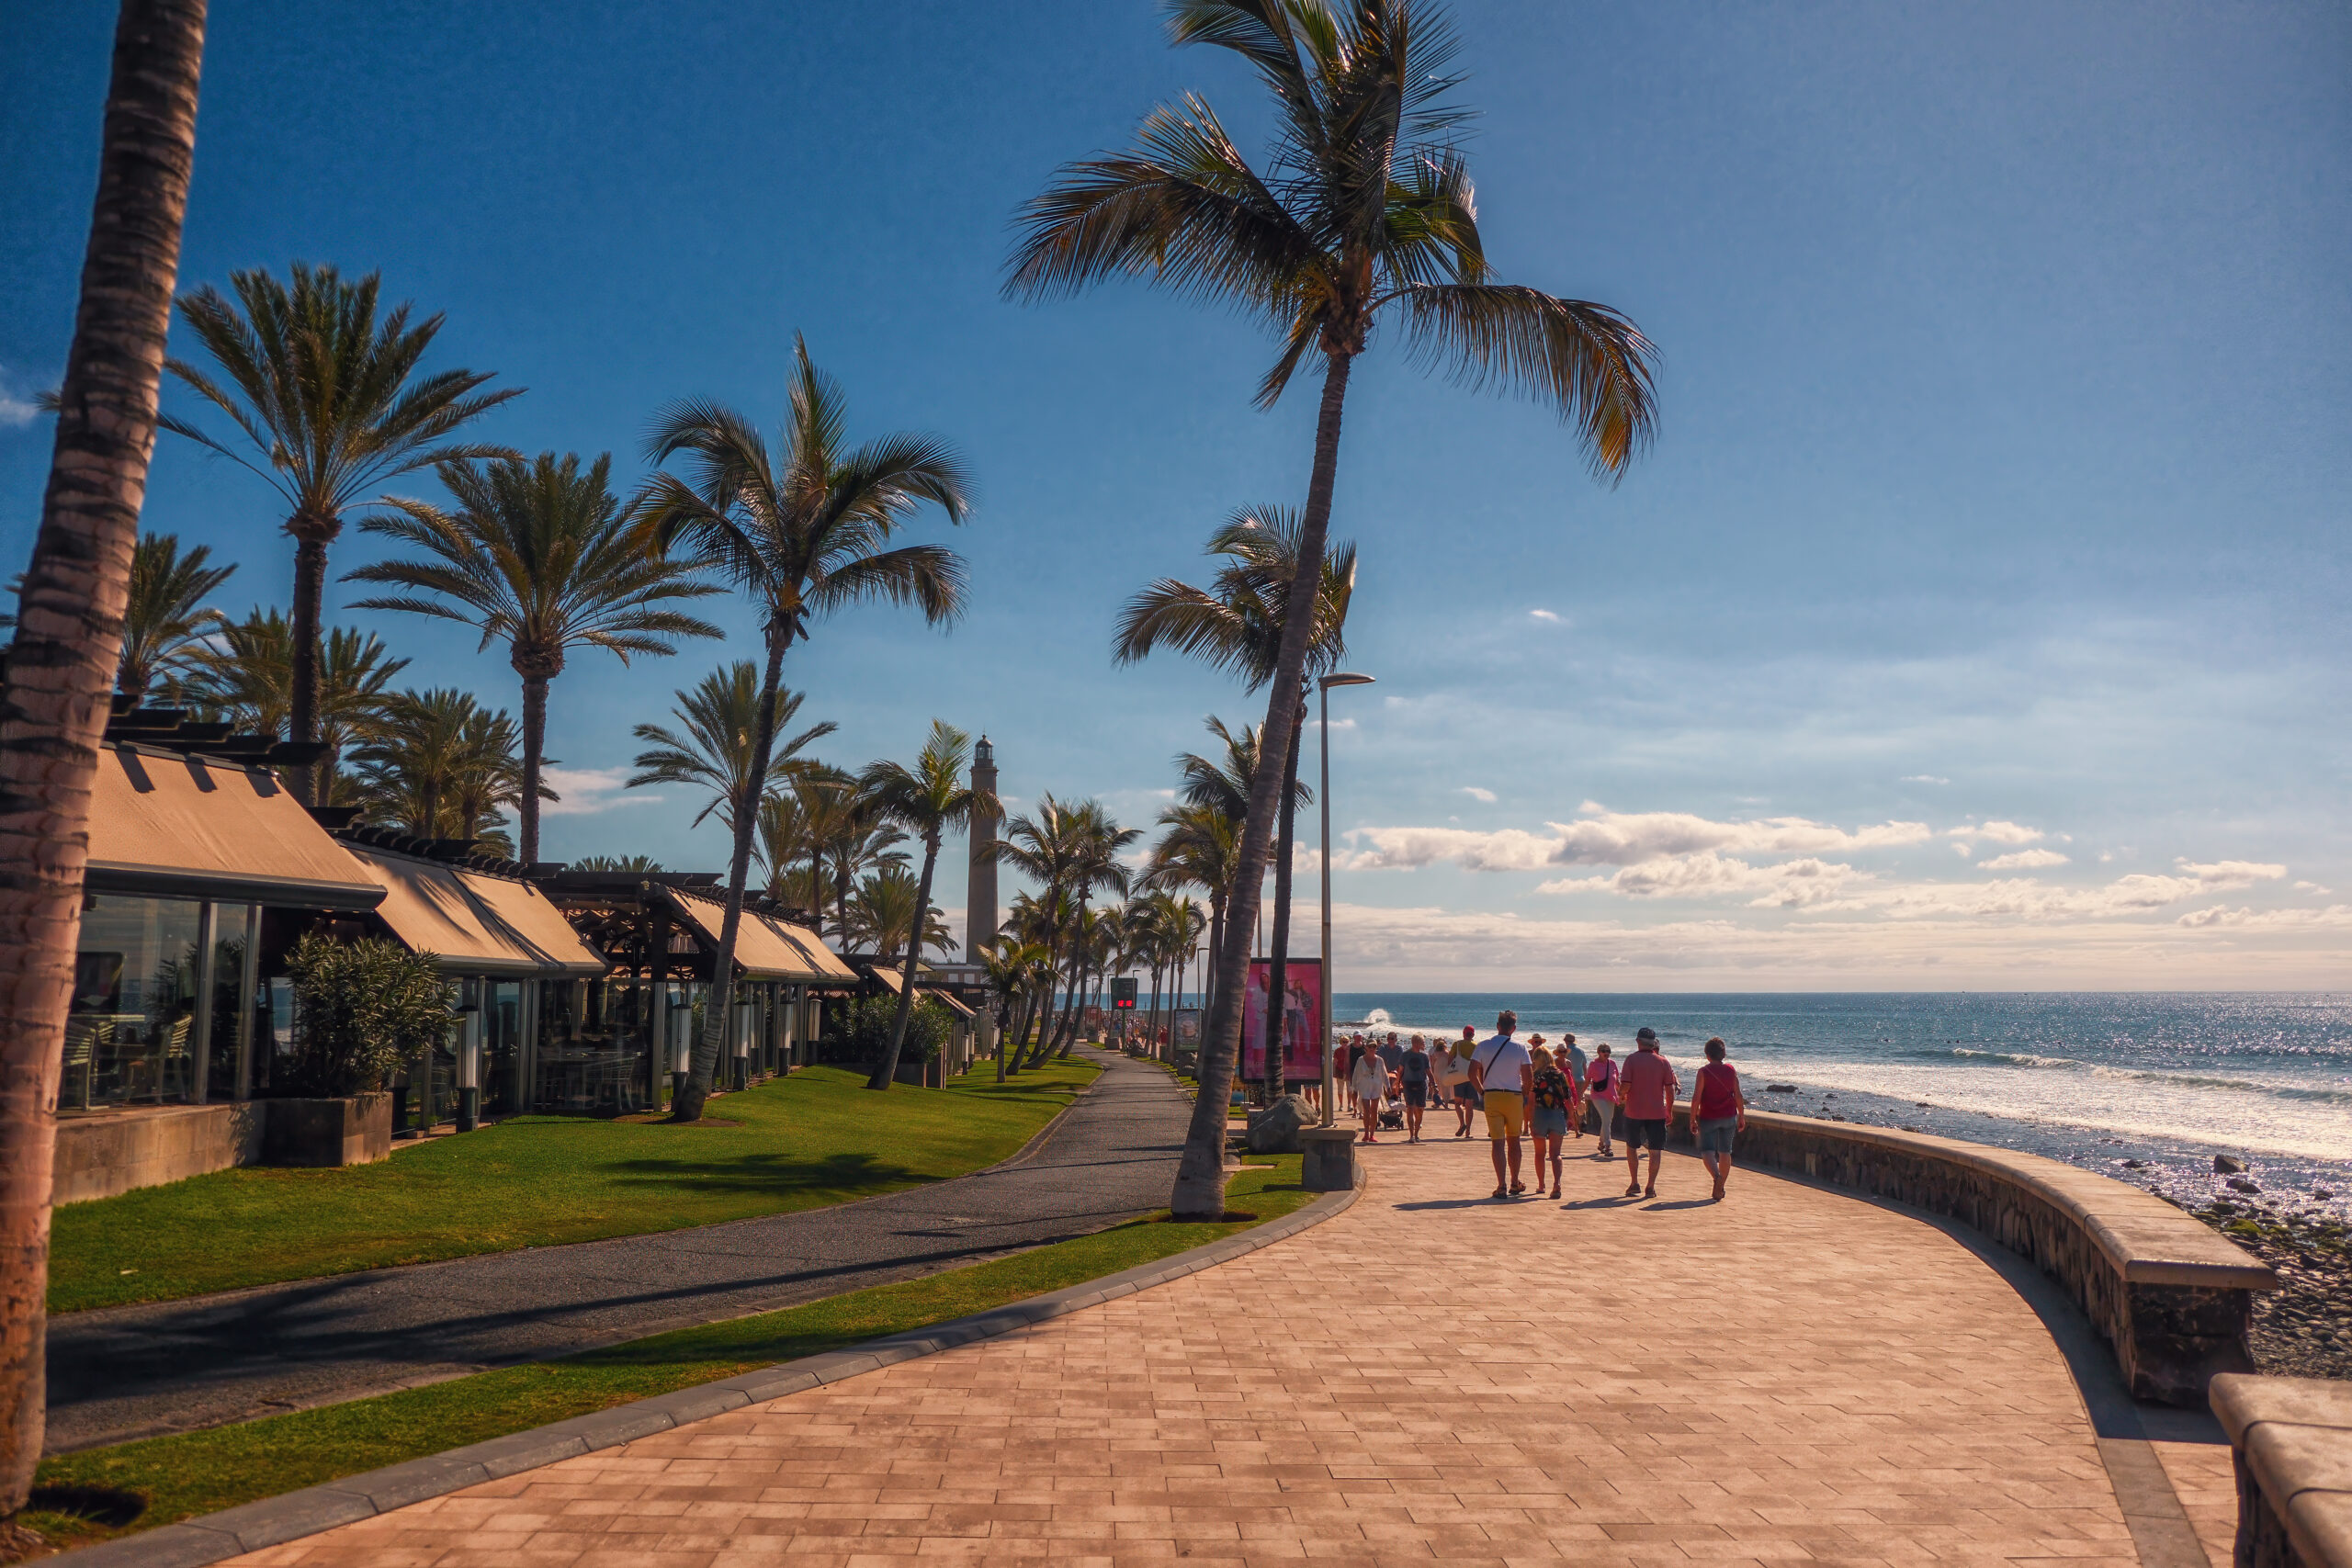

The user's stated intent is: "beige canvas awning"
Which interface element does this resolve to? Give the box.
[347,845,608,976]
[866,966,904,995]
[666,891,856,982]
[918,987,974,1020]
[86,745,384,910]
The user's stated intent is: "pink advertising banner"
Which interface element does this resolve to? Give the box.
[1241,957,1324,1084]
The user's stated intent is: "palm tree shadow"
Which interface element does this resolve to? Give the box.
[605,1150,932,1196]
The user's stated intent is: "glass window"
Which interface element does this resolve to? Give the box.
[68,895,206,1110]
[203,904,258,1103]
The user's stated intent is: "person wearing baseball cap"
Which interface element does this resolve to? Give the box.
[1618,1026,1680,1199]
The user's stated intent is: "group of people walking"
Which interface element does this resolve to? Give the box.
[1333,1013,1748,1203]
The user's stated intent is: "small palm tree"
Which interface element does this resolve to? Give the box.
[978,937,1050,1082]
[857,721,1001,1089]
[1147,799,1242,1021]
[1009,0,1658,1215]
[186,613,409,793]
[999,797,1138,1066]
[116,532,235,703]
[351,688,526,849]
[574,853,664,874]
[638,335,971,1122]
[349,451,724,863]
[845,865,956,961]
[756,790,825,911]
[626,662,836,837]
[162,262,522,800]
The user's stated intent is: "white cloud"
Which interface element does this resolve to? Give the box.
[1341,802,1932,873]
[1952,843,1973,858]
[1458,785,1497,803]
[1901,774,1950,784]
[2174,859,2287,885]
[0,392,36,429]
[539,766,654,818]
[1539,851,1865,908]
[2297,881,2333,896]
[1949,819,2044,845]
[1529,608,1561,623]
[2176,905,2352,931]
[1979,848,2070,871]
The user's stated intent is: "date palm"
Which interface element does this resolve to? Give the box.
[350,451,723,863]
[638,336,969,1121]
[0,0,205,1507]
[116,531,234,703]
[756,791,826,913]
[1009,0,1659,1214]
[161,262,522,801]
[997,796,1137,1067]
[858,721,1000,1089]
[185,613,408,797]
[1119,509,1352,1098]
[351,687,527,848]
[1147,800,1242,1024]
[626,662,835,838]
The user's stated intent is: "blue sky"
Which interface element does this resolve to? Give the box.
[5,1,2347,987]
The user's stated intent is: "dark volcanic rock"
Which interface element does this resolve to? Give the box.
[2215,1155,2248,1174]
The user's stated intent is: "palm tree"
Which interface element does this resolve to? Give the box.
[351,688,529,848]
[626,662,836,837]
[311,626,411,803]
[638,335,971,1122]
[575,853,664,873]
[349,451,723,863]
[978,937,1050,1083]
[996,796,1132,1068]
[845,865,956,962]
[1146,799,1242,1026]
[184,613,409,797]
[116,531,234,703]
[1008,0,1659,1213]
[161,262,522,800]
[0,0,206,1510]
[1119,509,1354,1099]
[858,721,1000,1089]
[826,807,910,947]
[756,790,825,911]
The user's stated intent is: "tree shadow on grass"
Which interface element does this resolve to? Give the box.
[604,1150,937,1197]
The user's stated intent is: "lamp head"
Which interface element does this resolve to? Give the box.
[1319,671,1375,690]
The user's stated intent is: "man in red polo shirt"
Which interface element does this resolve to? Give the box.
[1618,1026,1679,1199]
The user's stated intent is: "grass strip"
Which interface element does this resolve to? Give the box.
[51,1059,1098,1314]
[27,1155,1307,1554]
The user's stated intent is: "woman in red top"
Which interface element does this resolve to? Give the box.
[1692,1037,1747,1202]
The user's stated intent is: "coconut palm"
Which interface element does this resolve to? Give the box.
[349,451,723,863]
[1009,0,1658,1213]
[0,0,205,1506]
[857,721,1000,1089]
[116,531,235,703]
[1120,511,1353,1098]
[160,262,522,801]
[637,335,971,1122]
[626,663,836,838]
[351,688,528,849]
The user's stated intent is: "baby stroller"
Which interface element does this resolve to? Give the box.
[1378,1100,1406,1131]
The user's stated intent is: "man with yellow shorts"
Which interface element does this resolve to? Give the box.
[1468,1010,1535,1199]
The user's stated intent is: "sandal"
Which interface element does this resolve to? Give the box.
[1510,1182,1525,1194]
[1643,1186,1657,1199]
[1492,1187,1509,1200]
[1624,1183,1641,1197]
[1550,1187,1562,1200]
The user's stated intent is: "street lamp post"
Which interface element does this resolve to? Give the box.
[1317,671,1374,1126]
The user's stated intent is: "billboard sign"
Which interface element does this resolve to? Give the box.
[1241,957,1325,1085]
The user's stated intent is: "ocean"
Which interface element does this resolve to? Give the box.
[1326,992,2352,1221]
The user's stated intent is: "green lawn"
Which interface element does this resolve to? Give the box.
[27,1156,1309,1555]
[51,1059,1098,1314]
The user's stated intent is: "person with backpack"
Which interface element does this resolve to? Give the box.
[1469,1010,1534,1198]
[1693,1035,1747,1201]
[1526,1042,1575,1200]
[1583,1043,1622,1158]
[1397,1035,1433,1143]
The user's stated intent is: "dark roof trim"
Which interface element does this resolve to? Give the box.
[85,862,388,912]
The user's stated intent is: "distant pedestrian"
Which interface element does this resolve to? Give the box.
[1527,1043,1574,1200]
[1584,1043,1621,1157]
[1619,1026,1680,1199]
[1451,1025,1481,1137]
[1693,1036,1747,1202]
[1351,1038,1391,1143]
[1380,1032,1406,1076]
[1398,1035,1432,1142]
[1560,1033,1589,1139]
[1470,1011,1534,1198]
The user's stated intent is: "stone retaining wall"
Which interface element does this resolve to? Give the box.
[51,1101,267,1205]
[2210,1373,2352,1568]
[1668,1102,2277,1406]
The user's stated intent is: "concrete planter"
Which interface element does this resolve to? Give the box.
[51,1102,268,1204]
[262,1092,393,1168]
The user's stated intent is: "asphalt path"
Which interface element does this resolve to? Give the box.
[45,1047,1192,1454]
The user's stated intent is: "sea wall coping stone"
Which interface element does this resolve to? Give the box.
[2210,1373,2352,1568]
[1681,1102,2277,1405]
[53,1160,1365,1566]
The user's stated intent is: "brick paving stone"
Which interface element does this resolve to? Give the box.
[223,1136,2147,1567]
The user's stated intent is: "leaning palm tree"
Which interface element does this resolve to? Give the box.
[1008,0,1659,1214]
[349,451,723,863]
[1120,510,1353,1100]
[637,335,971,1122]
[116,531,234,703]
[858,721,1001,1089]
[625,662,836,837]
[0,0,206,1508]
[161,262,522,800]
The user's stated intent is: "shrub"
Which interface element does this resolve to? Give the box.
[276,932,452,1098]
[830,995,953,1066]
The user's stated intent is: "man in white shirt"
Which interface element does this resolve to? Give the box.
[1468,1010,1534,1198]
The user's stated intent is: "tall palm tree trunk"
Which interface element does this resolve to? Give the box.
[287,522,330,802]
[0,0,204,1514]
[680,619,788,1122]
[1148,963,1162,1060]
[1263,702,1304,1104]
[867,827,938,1090]
[1170,352,1352,1220]
[517,668,549,864]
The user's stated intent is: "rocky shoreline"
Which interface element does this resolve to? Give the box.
[2177,1196,2351,1381]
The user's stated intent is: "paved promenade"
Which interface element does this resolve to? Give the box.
[50,1049,1187,1452]
[231,1127,2200,1568]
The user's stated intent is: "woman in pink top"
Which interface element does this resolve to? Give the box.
[1692,1036,1748,1202]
